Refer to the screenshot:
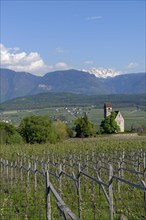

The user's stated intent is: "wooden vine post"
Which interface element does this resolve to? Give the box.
[34,161,37,192]
[92,178,96,220]
[118,162,121,199]
[14,161,17,180]
[27,161,31,188]
[109,164,114,220]
[77,162,82,220]
[46,171,51,220]
[59,163,62,197]
[6,160,8,179]
[10,161,13,185]
[121,151,125,180]
[20,158,23,183]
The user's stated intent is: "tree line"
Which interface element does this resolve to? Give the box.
[0,113,120,144]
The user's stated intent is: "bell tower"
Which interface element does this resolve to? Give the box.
[104,103,112,118]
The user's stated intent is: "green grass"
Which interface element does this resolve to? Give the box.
[1,106,145,131]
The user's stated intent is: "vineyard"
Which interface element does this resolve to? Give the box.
[0,137,146,220]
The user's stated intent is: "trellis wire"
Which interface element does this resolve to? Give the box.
[0,147,146,220]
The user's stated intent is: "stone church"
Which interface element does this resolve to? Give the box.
[104,103,124,132]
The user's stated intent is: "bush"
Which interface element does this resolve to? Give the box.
[99,112,120,134]
[7,132,23,144]
[0,122,23,144]
[53,120,69,141]
[74,114,96,138]
[19,115,54,144]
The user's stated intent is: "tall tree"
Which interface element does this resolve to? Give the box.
[99,112,120,134]
[19,115,53,144]
[53,120,69,141]
[74,114,96,138]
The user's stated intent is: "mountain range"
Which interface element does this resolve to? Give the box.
[0,68,145,103]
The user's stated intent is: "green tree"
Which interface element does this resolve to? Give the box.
[19,115,54,144]
[99,112,120,134]
[0,122,23,144]
[53,120,69,141]
[74,114,96,138]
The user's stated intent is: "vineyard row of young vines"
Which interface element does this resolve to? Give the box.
[0,147,146,220]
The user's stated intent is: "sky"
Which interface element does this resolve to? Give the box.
[0,0,145,76]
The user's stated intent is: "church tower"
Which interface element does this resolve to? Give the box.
[104,103,112,118]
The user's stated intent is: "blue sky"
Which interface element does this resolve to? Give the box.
[1,0,145,76]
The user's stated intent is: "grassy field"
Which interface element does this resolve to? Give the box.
[0,105,145,131]
[0,136,146,219]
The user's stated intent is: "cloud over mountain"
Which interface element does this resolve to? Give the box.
[0,44,50,75]
[1,43,143,78]
[0,44,70,76]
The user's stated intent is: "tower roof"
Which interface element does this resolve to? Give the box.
[104,103,112,108]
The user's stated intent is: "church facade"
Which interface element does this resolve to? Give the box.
[104,103,125,132]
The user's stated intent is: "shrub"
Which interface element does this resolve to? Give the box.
[18,115,54,144]
[0,122,23,144]
[53,120,69,141]
[74,114,96,138]
[99,112,120,134]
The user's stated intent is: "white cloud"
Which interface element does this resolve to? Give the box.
[126,62,139,69]
[55,62,69,69]
[0,44,49,75]
[0,44,70,75]
[55,47,65,54]
[87,16,102,20]
[84,60,93,65]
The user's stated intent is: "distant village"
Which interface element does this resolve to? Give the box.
[1,102,125,132]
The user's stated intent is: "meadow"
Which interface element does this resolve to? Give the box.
[0,105,145,131]
[0,136,146,220]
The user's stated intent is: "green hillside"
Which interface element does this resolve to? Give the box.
[0,92,145,111]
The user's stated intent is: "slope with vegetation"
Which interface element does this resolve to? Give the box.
[1,68,145,102]
[0,93,145,111]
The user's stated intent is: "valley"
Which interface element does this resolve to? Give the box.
[1,105,145,131]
